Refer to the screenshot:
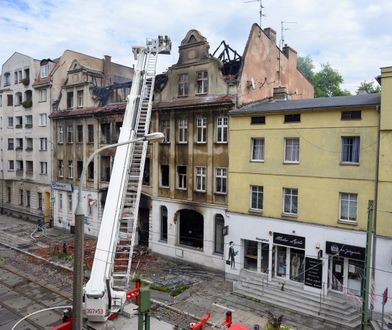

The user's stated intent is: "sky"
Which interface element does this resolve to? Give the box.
[0,0,390,93]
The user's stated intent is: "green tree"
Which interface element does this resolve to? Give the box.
[356,80,381,94]
[297,55,314,83]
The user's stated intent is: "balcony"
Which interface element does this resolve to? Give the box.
[25,124,33,129]
[22,100,32,109]
[15,124,22,129]
[22,78,30,86]
[25,147,33,151]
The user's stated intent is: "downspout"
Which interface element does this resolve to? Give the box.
[371,104,381,312]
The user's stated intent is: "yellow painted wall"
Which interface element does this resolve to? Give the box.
[228,107,379,233]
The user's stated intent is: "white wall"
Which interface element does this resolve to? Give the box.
[374,236,392,313]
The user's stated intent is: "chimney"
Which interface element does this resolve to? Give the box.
[282,44,298,67]
[264,27,277,44]
[103,55,112,86]
[273,86,288,100]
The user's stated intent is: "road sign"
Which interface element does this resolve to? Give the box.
[383,287,388,305]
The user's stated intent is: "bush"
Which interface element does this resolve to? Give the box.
[22,100,32,108]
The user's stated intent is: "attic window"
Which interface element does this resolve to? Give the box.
[284,114,301,123]
[40,63,49,78]
[251,116,265,125]
[341,111,361,120]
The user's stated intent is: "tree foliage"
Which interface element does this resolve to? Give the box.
[356,81,381,94]
[297,56,314,83]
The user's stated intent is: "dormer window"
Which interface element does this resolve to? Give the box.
[40,63,49,78]
[196,71,208,95]
[178,73,188,97]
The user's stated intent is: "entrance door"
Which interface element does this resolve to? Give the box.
[331,256,344,292]
[276,246,287,277]
[44,192,51,224]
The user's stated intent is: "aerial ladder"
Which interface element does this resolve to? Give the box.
[82,36,171,322]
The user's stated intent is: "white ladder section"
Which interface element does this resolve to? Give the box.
[112,52,157,290]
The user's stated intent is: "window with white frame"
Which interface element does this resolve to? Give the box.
[216,116,228,143]
[160,119,170,143]
[40,63,49,78]
[67,193,72,213]
[39,113,47,126]
[58,193,63,209]
[250,185,263,211]
[195,166,206,192]
[177,166,187,190]
[283,188,298,215]
[58,160,64,177]
[339,193,358,222]
[178,119,188,143]
[40,162,48,175]
[8,160,14,171]
[39,89,47,102]
[341,136,360,164]
[77,90,83,108]
[25,138,33,150]
[67,125,73,143]
[39,138,48,151]
[284,138,300,163]
[178,73,188,97]
[25,115,32,128]
[196,117,207,143]
[58,126,64,144]
[67,160,73,178]
[195,71,208,95]
[251,138,264,161]
[215,167,227,194]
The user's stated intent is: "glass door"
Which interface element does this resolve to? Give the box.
[348,259,364,296]
[276,246,287,277]
[331,256,344,292]
[290,249,305,282]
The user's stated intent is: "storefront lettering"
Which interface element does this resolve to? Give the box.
[304,257,323,289]
[273,232,305,249]
[326,241,365,261]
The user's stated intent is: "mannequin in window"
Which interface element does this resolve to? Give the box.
[291,254,300,280]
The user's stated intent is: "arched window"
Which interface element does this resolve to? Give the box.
[214,214,224,254]
[160,206,168,242]
[179,209,203,249]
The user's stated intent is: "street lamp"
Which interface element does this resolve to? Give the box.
[72,132,164,330]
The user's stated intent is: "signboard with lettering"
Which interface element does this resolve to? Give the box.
[304,257,323,289]
[325,241,365,261]
[273,232,305,249]
[51,181,73,192]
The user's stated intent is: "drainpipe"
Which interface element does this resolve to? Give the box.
[371,104,381,315]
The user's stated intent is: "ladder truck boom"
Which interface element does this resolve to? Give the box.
[84,36,171,322]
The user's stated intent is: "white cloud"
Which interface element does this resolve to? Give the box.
[0,0,390,93]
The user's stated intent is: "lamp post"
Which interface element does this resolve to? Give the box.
[72,132,164,330]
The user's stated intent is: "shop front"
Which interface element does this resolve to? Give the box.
[326,241,365,296]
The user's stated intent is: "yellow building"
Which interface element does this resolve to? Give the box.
[226,90,392,314]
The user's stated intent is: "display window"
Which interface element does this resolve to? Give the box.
[290,249,305,282]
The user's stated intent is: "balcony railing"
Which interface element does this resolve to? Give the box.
[25,124,33,129]
[15,124,22,129]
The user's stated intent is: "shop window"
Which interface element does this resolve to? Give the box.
[347,259,364,296]
[214,214,224,254]
[341,136,360,164]
[276,246,287,277]
[260,243,269,273]
[160,206,168,242]
[290,248,305,282]
[331,256,344,292]
[244,240,258,271]
[178,209,203,249]
[160,165,169,187]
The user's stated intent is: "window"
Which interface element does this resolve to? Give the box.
[143,158,150,185]
[216,116,228,143]
[26,161,33,174]
[8,160,14,171]
[160,206,168,242]
[178,119,188,143]
[15,92,22,106]
[177,166,187,190]
[58,160,64,177]
[0,95,2,107]
[25,115,33,128]
[178,73,188,97]
[40,63,49,78]
[77,161,83,179]
[67,193,72,213]
[195,166,206,192]
[77,90,83,108]
[7,138,14,150]
[215,168,227,194]
[19,189,23,205]
[101,123,110,144]
[88,125,94,143]
[196,117,207,143]
[251,138,264,161]
[244,240,258,271]
[250,185,263,211]
[77,125,83,143]
[40,162,48,175]
[59,193,63,210]
[283,188,298,215]
[37,192,43,210]
[160,119,170,143]
[284,114,301,123]
[67,125,73,143]
[39,138,48,151]
[8,116,13,127]
[341,137,360,164]
[16,160,23,172]
[196,71,208,95]
[214,214,224,254]
[339,193,358,222]
[284,138,300,163]
[160,165,169,187]
[251,116,266,124]
[67,91,74,109]
[7,94,13,106]
[179,209,204,249]
[67,160,73,178]
[15,116,23,128]
[4,72,10,86]
[15,138,23,150]
[25,138,33,150]
[39,113,48,126]
[39,89,47,102]
[341,111,361,120]
[7,187,11,203]
[58,126,64,144]
[26,190,31,207]
[88,162,94,180]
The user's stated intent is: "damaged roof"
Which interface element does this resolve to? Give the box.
[49,102,126,119]
[153,95,234,110]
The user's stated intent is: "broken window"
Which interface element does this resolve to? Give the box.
[88,124,94,143]
[195,71,208,95]
[101,156,111,182]
[77,161,83,179]
[178,73,188,97]
[160,165,169,187]
[143,158,150,185]
[160,206,168,242]
[88,162,94,180]
[77,125,83,143]
[101,123,111,144]
[179,209,203,249]
[67,91,74,109]
[160,119,170,143]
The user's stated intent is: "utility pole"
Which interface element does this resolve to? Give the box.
[361,200,374,330]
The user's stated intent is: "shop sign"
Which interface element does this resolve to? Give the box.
[304,257,323,289]
[325,241,365,261]
[273,232,305,249]
[51,181,73,192]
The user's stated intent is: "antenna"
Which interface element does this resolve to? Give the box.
[244,0,265,27]
[280,21,297,49]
